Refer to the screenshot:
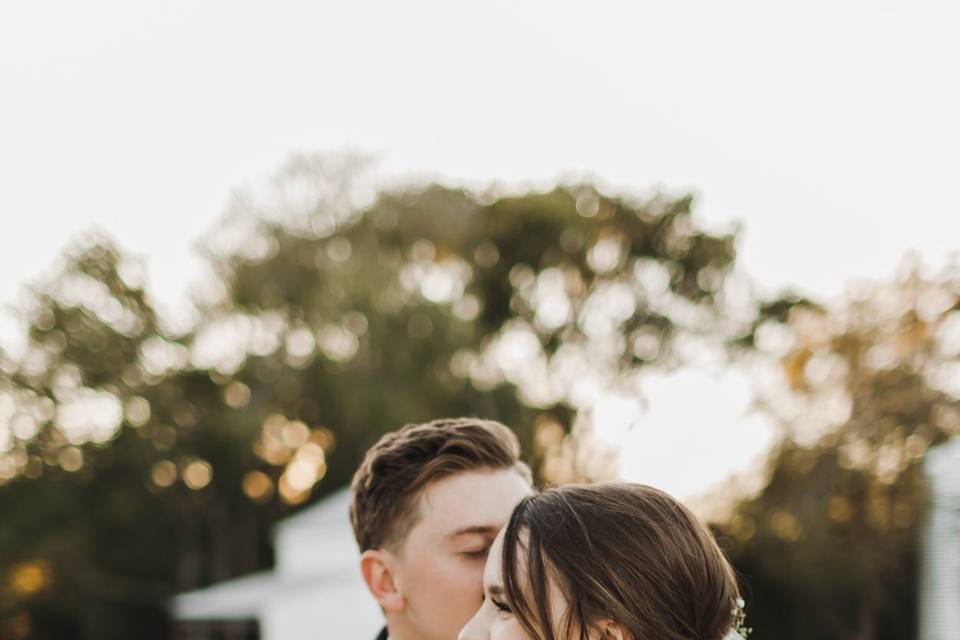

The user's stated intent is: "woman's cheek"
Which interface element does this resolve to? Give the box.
[491,617,529,640]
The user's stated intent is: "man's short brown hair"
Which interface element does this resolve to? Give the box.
[349,417,531,552]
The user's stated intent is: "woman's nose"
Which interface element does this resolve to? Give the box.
[458,610,487,640]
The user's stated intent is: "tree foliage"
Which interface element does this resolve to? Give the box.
[0,156,738,639]
[721,264,960,640]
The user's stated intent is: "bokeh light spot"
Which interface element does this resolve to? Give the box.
[183,460,213,490]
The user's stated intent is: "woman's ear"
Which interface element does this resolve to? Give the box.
[359,549,405,612]
[593,619,630,640]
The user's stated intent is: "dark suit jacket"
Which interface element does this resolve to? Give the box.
[374,627,388,640]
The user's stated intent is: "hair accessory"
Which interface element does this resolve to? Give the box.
[727,597,751,639]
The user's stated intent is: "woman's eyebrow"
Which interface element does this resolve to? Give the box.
[487,584,505,596]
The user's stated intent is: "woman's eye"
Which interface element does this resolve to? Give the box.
[490,598,513,616]
[461,548,489,558]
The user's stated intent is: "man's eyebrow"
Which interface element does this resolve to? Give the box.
[446,525,499,538]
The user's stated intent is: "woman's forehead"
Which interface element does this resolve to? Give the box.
[483,529,508,585]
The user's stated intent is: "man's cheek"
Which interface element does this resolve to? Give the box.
[440,556,483,595]
[461,564,486,606]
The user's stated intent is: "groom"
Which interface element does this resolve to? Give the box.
[349,417,533,640]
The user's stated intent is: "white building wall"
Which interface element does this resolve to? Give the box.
[173,488,383,639]
[261,566,381,640]
[919,438,960,640]
[274,522,355,577]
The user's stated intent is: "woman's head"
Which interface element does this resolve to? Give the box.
[459,483,741,640]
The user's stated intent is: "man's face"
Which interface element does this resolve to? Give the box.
[389,468,532,640]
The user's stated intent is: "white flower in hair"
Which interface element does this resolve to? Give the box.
[727,597,751,639]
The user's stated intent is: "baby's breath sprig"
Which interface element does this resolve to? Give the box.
[731,597,752,639]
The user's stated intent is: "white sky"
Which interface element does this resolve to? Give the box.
[2,0,958,499]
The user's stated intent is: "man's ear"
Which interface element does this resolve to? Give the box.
[359,549,405,612]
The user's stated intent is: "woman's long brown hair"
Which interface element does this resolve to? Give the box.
[502,483,741,640]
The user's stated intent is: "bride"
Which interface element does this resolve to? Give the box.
[459,482,748,640]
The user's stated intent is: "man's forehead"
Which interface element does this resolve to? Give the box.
[414,469,529,536]
[419,489,508,536]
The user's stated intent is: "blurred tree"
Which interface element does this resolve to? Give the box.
[720,262,960,640]
[0,154,739,639]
